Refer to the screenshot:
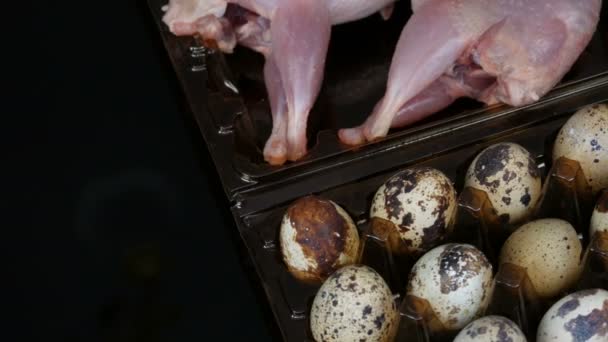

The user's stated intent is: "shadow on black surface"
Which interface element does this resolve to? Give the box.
[6,1,281,341]
[89,1,284,341]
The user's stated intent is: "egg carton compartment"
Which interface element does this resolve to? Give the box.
[148,0,608,199]
[232,81,608,341]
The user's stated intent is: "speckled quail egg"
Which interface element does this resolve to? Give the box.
[499,218,583,299]
[406,243,494,331]
[280,196,360,283]
[553,103,608,195]
[370,167,457,255]
[310,265,400,342]
[464,142,541,225]
[453,315,526,342]
[537,288,608,342]
[591,190,608,238]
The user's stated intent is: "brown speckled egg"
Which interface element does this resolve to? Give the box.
[370,167,457,255]
[553,104,608,195]
[454,315,526,342]
[464,142,541,225]
[280,196,360,283]
[591,190,608,238]
[310,265,399,342]
[537,288,608,342]
[499,218,583,299]
[406,243,494,331]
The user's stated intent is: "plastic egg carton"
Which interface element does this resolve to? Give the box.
[147,1,608,340]
[230,85,608,341]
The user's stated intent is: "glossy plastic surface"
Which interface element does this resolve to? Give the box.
[533,157,595,235]
[232,83,607,341]
[148,1,608,341]
[149,0,608,200]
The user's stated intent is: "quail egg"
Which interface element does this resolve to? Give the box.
[454,315,526,342]
[310,265,400,342]
[537,288,608,342]
[591,190,608,238]
[280,196,360,283]
[370,167,457,255]
[499,218,583,299]
[553,103,608,195]
[464,142,541,225]
[406,243,494,331]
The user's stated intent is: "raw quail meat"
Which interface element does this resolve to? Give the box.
[339,0,603,145]
[162,0,396,165]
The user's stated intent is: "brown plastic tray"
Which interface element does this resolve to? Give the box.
[147,1,608,341]
[231,79,608,341]
[148,0,607,201]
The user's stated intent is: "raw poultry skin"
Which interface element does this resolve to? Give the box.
[162,0,396,165]
[339,0,603,145]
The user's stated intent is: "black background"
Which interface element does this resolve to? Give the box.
[8,1,278,341]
